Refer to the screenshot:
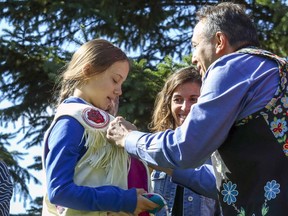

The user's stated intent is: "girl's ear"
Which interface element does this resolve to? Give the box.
[82,64,92,77]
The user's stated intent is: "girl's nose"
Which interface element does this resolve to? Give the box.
[114,87,122,96]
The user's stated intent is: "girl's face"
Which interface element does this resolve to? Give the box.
[171,82,201,127]
[76,60,129,111]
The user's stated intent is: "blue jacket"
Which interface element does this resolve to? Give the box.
[152,168,219,216]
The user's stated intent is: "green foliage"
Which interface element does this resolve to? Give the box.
[26,196,42,216]
[0,0,287,213]
[120,56,191,131]
[251,0,288,56]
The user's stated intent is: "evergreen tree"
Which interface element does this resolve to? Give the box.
[0,0,287,214]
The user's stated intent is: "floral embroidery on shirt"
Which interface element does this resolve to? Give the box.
[264,180,280,200]
[283,141,288,156]
[271,117,288,138]
[221,181,239,205]
[235,48,288,157]
[280,96,288,108]
[221,180,281,216]
[272,105,283,114]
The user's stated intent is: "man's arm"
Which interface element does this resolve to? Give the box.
[107,54,278,170]
[150,163,217,199]
[171,165,217,199]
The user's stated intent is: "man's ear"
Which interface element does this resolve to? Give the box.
[82,63,92,77]
[215,31,228,54]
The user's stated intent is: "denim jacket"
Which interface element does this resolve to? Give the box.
[151,170,220,216]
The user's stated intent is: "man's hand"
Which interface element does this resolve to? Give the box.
[107,116,137,147]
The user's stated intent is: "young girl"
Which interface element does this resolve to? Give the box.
[42,39,156,215]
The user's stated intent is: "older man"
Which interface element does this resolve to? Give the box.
[107,2,288,215]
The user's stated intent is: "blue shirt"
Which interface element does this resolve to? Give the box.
[171,165,217,200]
[44,97,136,213]
[124,52,279,170]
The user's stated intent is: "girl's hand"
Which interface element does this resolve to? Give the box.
[133,189,159,215]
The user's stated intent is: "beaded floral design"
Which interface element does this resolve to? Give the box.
[236,48,288,157]
[217,48,287,215]
[220,180,280,216]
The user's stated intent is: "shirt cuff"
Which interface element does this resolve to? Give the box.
[125,131,147,156]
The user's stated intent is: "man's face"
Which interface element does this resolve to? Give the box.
[191,21,217,76]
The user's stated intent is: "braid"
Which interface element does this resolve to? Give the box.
[56,79,81,107]
[57,84,72,107]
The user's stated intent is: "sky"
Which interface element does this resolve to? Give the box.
[0,19,45,214]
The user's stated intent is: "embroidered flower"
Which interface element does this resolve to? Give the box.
[87,109,104,123]
[283,142,288,156]
[264,180,280,201]
[271,117,287,138]
[278,137,288,156]
[281,96,288,108]
[221,181,239,205]
[273,105,283,114]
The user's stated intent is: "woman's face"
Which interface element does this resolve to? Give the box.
[77,60,129,111]
[171,81,201,127]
